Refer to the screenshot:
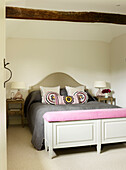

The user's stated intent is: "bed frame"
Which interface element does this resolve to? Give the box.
[29,72,126,158]
[44,117,126,158]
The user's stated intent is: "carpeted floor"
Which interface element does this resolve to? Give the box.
[7,125,126,170]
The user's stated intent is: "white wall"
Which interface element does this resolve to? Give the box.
[6,38,111,99]
[110,34,126,107]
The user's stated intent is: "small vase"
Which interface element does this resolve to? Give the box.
[105,93,108,98]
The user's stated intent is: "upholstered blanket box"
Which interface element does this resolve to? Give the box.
[43,108,126,158]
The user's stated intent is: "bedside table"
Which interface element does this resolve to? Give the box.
[6,99,24,128]
[96,96,116,105]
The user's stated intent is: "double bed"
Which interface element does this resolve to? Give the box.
[24,72,121,151]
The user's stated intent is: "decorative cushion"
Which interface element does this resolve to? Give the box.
[40,86,60,103]
[44,92,59,105]
[58,95,79,105]
[74,91,88,104]
[65,86,85,96]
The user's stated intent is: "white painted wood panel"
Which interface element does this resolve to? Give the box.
[102,118,126,144]
[56,124,94,144]
[0,1,7,169]
[44,117,126,158]
[57,124,93,143]
[53,120,97,148]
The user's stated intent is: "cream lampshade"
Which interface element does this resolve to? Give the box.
[11,82,26,99]
[94,81,106,96]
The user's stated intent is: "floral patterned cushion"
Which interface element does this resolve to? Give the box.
[58,95,79,105]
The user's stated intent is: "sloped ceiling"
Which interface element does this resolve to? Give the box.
[6,0,126,42]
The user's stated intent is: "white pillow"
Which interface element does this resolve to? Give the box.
[40,86,60,103]
[65,86,85,95]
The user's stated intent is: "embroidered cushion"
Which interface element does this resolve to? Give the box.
[74,91,88,104]
[58,95,79,105]
[40,86,60,103]
[44,92,59,105]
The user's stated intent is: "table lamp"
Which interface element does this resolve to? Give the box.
[11,82,26,99]
[94,81,106,96]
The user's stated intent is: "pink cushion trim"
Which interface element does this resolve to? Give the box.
[43,108,126,122]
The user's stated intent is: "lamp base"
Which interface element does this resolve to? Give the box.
[14,90,23,99]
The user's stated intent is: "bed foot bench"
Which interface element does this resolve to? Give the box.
[43,108,126,158]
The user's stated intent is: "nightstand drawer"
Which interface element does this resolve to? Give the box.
[8,110,22,115]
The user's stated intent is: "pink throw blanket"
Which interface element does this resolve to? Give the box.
[43,108,126,122]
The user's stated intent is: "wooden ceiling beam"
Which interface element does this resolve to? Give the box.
[6,6,126,25]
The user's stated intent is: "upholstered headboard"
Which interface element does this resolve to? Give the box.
[29,72,85,92]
